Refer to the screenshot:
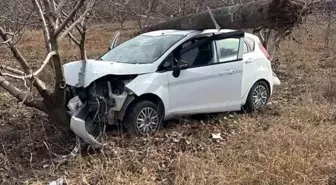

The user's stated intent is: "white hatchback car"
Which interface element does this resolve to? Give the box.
[64,29,281,147]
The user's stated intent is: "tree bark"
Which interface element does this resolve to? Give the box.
[142,0,310,33]
[0,76,48,112]
[325,12,331,46]
[41,37,69,127]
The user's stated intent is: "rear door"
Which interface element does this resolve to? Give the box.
[168,31,245,115]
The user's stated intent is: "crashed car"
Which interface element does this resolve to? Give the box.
[63,29,281,148]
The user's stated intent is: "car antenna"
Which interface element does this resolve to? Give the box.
[207,6,221,32]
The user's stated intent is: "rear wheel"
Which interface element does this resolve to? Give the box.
[124,100,163,136]
[243,81,270,113]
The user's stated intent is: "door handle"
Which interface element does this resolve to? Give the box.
[245,58,254,64]
[219,69,236,75]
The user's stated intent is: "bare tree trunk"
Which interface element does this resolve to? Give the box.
[79,25,88,60]
[142,0,311,33]
[120,21,124,29]
[0,0,95,128]
[325,12,331,46]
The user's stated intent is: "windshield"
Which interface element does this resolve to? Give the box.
[100,34,185,64]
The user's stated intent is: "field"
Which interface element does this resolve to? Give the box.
[0,21,336,184]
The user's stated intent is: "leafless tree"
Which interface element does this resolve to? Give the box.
[128,0,159,29]
[0,0,96,126]
[108,0,130,28]
[322,0,336,46]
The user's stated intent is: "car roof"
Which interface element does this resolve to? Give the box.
[142,30,200,36]
[142,29,260,42]
[202,29,259,40]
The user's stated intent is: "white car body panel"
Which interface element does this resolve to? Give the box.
[63,30,200,88]
[64,29,280,118]
[63,59,157,87]
[64,29,281,147]
[168,61,244,115]
[167,36,245,115]
[125,72,171,117]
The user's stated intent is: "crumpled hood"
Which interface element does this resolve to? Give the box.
[63,59,156,87]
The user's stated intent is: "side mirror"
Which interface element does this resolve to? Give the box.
[172,66,180,78]
[172,59,189,78]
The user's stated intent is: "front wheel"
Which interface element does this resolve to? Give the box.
[243,81,270,113]
[124,100,163,136]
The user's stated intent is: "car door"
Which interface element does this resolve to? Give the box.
[168,31,245,115]
[242,37,258,98]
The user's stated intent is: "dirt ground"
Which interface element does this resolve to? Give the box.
[0,21,336,185]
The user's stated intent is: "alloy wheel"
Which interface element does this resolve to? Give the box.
[252,85,268,109]
[136,107,159,134]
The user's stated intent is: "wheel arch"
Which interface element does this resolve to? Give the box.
[257,79,271,95]
[241,78,271,105]
[137,93,165,112]
[119,93,166,122]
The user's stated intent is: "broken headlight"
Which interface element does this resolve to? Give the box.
[67,96,84,116]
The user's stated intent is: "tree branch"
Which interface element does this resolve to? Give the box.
[55,0,67,15]
[0,51,56,79]
[34,51,57,76]
[54,0,86,37]
[32,0,52,52]
[58,0,95,40]
[50,0,57,13]
[0,72,24,80]
[0,65,24,75]
[0,76,48,113]
[0,69,47,96]
[0,27,32,74]
[0,27,47,94]
[67,32,80,45]
[42,0,56,31]
[1,38,12,45]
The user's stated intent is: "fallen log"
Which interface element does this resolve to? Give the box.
[142,0,311,33]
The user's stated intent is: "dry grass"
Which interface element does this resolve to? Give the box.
[0,21,336,185]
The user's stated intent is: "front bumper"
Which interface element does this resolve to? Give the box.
[70,116,104,149]
[68,96,104,149]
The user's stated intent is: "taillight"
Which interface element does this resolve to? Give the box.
[259,43,270,60]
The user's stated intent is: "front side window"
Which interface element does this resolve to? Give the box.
[179,41,214,67]
[100,34,184,64]
[215,38,240,63]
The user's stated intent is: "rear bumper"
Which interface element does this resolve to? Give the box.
[272,71,281,86]
[273,75,281,86]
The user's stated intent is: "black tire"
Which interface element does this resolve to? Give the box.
[243,81,270,113]
[124,100,164,136]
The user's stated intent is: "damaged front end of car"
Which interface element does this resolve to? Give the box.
[65,72,138,148]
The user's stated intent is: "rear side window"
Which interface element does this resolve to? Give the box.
[215,38,240,63]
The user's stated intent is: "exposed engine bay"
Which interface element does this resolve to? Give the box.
[66,75,137,148]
